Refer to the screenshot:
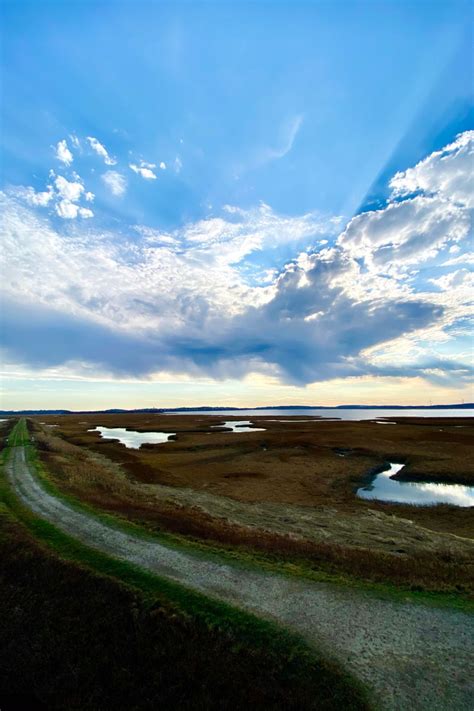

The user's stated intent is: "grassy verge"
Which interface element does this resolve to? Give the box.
[0,420,370,710]
[29,421,474,610]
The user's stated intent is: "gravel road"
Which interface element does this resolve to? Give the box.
[6,443,474,711]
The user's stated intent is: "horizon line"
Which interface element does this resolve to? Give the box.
[1,402,473,415]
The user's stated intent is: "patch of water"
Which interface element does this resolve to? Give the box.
[167,407,474,420]
[89,426,176,449]
[211,420,266,433]
[265,419,314,423]
[357,463,474,507]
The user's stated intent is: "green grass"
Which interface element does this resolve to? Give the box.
[0,419,370,710]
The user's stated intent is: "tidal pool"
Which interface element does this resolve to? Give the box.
[89,426,176,448]
[357,463,474,507]
[212,420,266,433]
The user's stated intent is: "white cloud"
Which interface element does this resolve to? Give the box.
[442,252,474,267]
[17,185,54,207]
[159,161,166,170]
[390,130,474,208]
[266,114,304,161]
[87,136,116,165]
[78,206,94,219]
[102,170,127,196]
[1,131,472,386]
[55,199,80,219]
[339,195,469,274]
[134,225,178,245]
[0,197,446,384]
[54,175,84,202]
[55,139,73,166]
[179,202,336,268]
[13,173,93,220]
[54,200,93,219]
[430,268,474,292]
[0,194,331,338]
[129,162,157,180]
[174,156,182,173]
[339,132,473,277]
[251,115,304,170]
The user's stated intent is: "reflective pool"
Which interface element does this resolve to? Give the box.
[357,463,474,507]
[170,407,474,420]
[211,420,266,433]
[89,426,176,448]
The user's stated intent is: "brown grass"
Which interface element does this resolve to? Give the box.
[32,413,474,527]
[29,419,474,594]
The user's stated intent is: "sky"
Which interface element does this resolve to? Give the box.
[1,0,473,409]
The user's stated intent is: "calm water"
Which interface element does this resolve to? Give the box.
[357,463,474,507]
[90,426,175,448]
[211,420,266,433]
[268,419,315,423]
[168,408,474,421]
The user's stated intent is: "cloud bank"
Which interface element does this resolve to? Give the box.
[1,132,472,387]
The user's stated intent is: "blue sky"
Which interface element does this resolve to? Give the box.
[1,0,473,408]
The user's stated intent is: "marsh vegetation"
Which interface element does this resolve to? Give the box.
[28,414,474,594]
[0,419,369,711]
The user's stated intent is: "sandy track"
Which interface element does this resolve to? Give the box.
[6,443,474,711]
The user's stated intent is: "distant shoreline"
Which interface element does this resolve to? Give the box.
[1,403,473,416]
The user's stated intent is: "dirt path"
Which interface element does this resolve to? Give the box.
[6,442,474,711]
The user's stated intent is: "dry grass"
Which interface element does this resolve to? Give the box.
[30,420,474,594]
[31,413,474,536]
